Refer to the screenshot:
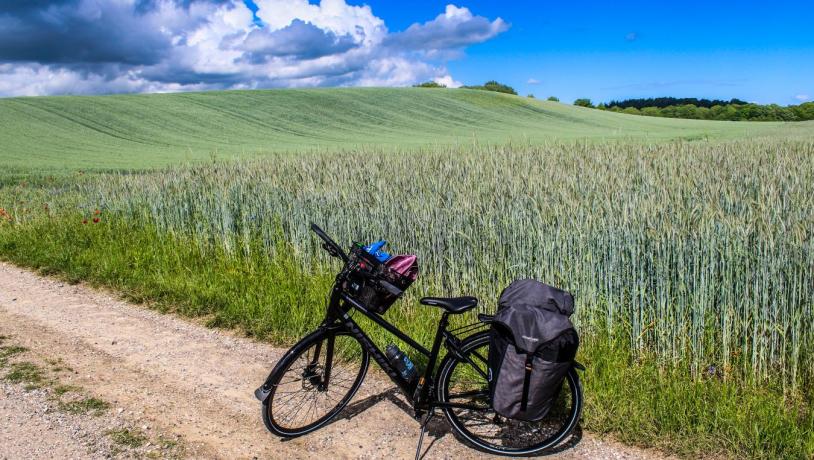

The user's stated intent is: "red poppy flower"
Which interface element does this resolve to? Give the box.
[92,217,100,223]
[82,219,88,224]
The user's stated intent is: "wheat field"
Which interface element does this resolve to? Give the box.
[45,139,809,389]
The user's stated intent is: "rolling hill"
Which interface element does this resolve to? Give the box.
[1,87,811,170]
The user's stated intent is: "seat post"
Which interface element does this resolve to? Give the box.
[414,312,449,409]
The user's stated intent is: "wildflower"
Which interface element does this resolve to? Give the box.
[82,219,88,224]
[93,217,100,224]
[94,209,101,215]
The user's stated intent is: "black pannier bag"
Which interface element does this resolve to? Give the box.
[488,279,579,421]
[341,244,415,314]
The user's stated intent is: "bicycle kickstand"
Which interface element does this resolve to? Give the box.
[414,408,436,460]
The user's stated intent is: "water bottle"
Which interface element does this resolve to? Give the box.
[386,344,418,384]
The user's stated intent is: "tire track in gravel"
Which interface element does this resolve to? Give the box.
[0,262,671,460]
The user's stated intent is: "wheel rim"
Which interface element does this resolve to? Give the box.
[441,335,581,453]
[268,332,367,434]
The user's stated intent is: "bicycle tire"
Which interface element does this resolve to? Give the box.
[261,328,369,437]
[436,331,583,456]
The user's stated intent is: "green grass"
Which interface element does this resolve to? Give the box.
[4,362,47,389]
[59,397,111,415]
[52,384,82,396]
[0,345,28,367]
[107,428,147,449]
[2,87,812,170]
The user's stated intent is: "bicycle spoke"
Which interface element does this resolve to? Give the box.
[268,333,367,433]
[440,333,581,454]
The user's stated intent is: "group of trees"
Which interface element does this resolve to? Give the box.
[413,80,518,95]
[460,80,517,95]
[605,97,750,110]
[413,81,446,88]
[571,97,814,122]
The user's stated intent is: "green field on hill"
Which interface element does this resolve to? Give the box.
[1,87,812,170]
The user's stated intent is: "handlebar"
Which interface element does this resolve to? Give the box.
[310,223,348,263]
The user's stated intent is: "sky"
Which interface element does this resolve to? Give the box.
[0,0,811,104]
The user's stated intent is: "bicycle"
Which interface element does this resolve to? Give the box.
[255,224,584,457]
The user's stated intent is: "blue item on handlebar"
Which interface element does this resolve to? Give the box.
[363,240,391,262]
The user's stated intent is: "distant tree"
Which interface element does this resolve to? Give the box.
[461,80,517,95]
[585,99,814,122]
[641,106,661,117]
[547,96,559,102]
[573,98,593,108]
[413,81,445,88]
[527,94,535,98]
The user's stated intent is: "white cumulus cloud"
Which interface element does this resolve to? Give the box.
[433,75,463,88]
[0,1,509,96]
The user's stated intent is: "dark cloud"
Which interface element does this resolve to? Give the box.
[385,5,508,52]
[0,1,170,65]
[134,0,232,12]
[239,19,358,62]
[0,0,73,13]
[138,66,243,86]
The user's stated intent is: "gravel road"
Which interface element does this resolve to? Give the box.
[0,262,671,459]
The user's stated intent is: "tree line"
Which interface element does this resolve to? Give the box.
[605,97,750,109]
[573,97,814,122]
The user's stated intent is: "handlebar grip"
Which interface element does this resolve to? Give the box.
[310,223,325,237]
[310,222,348,262]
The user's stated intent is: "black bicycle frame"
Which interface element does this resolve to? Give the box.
[320,284,490,417]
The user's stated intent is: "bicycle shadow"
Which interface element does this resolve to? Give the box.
[281,386,583,458]
[277,387,413,443]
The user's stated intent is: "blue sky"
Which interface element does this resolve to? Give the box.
[0,0,811,104]
[356,0,814,104]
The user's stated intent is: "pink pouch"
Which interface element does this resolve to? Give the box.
[385,254,419,281]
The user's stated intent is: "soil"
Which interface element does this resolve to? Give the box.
[0,261,672,459]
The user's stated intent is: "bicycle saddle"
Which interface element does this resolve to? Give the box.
[419,296,478,313]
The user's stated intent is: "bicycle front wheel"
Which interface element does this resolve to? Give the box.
[262,329,369,437]
[436,331,582,456]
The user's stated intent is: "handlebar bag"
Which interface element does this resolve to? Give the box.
[488,279,579,421]
[343,245,416,314]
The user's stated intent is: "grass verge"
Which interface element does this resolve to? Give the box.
[0,214,812,458]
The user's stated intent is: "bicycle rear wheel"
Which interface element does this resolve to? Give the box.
[436,331,582,456]
[261,329,369,437]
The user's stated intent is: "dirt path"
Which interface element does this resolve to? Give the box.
[0,262,669,459]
